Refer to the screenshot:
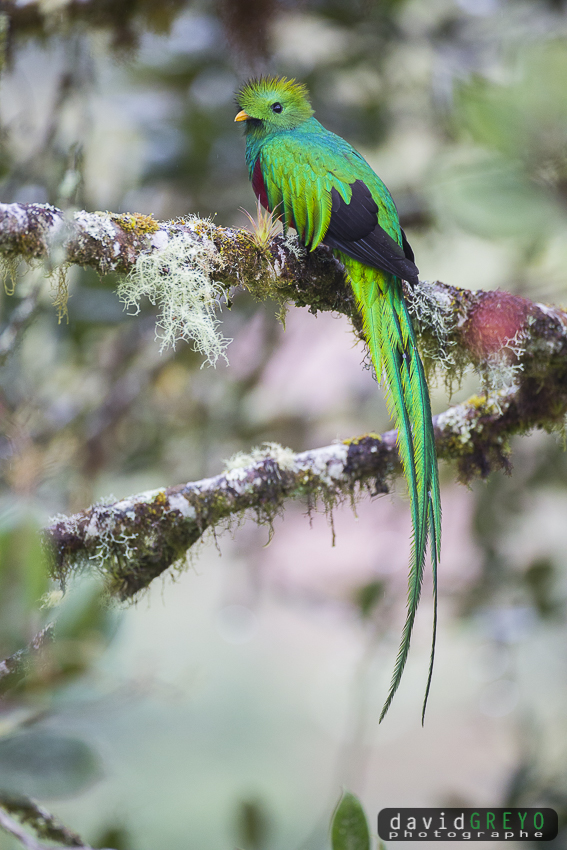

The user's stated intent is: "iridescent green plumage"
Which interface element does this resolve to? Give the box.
[235,76,441,721]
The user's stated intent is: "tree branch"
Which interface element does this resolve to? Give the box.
[0,795,87,848]
[0,201,563,373]
[0,802,101,850]
[0,201,353,319]
[0,807,51,850]
[2,202,567,597]
[0,624,54,696]
[44,374,567,602]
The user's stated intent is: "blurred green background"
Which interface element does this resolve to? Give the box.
[2,0,567,847]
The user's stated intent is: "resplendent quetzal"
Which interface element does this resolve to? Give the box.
[235,76,441,721]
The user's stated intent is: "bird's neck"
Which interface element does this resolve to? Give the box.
[245,117,324,176]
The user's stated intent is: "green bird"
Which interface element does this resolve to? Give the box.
[235,76,441,721]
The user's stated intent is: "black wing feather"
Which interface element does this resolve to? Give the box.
[401,228,415,263]
[323,180,419,285]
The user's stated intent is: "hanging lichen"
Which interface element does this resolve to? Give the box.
[118,229,230,365]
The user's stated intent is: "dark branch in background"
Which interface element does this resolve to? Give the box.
[0,0,187,52]
[1,202,567,597]
[215,0,277,67]
[82,317,174,475]
[0,634,109,850]
[0,624,54,695]
[0,627,105,850]
[0,282,42,365]
[1,0,277,59]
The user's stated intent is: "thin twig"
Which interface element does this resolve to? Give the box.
[0,623,55,695]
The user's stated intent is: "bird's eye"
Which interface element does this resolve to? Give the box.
[271,102,283,114]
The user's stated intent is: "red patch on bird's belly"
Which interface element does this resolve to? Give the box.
[462,291,533,359]
[252,159,270,211]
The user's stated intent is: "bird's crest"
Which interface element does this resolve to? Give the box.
[235,75,313,132]
[236,75,310,105]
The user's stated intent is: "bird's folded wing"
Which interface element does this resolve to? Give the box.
[324,181,419,285]
[258,138,419,284]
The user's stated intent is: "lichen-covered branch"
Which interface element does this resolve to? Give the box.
[0,201,564,376]
[44,364,567,601]
[46,436,397,600]
[0,795,88,848]
[0,201,353,332]
[0,807,51,850]
[5,201,567,597]
[0,803,99,850]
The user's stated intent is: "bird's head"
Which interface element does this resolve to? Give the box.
[235,76,313,136]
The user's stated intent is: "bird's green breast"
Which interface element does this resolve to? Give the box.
[246,117,401,245]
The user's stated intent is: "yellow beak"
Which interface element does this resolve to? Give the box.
[234,110,250,122]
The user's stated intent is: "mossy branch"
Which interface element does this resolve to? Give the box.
[0,801,97,850]
[3,202,567,597]
[0,201,562,377]
[0,795,90,849]
[45,368,567,602]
